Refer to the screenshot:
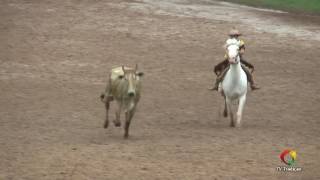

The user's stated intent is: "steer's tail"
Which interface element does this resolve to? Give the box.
[100,93,105,102]
[100,93,114,103]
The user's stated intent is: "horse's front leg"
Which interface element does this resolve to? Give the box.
[226,98,235,127]
[236,95,246,127]
[223,95,228,117]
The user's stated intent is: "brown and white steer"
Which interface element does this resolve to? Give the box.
[100,65,144,138]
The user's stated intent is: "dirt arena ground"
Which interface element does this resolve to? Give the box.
[1,0,320,179]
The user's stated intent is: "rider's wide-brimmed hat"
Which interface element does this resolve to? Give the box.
[229,28,242,36]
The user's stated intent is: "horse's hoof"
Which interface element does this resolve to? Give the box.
[235,123,241,128]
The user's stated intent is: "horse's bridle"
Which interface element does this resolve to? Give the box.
[226,43,240,64]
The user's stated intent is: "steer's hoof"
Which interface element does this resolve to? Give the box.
[124,134,129,139]
[113,120,121,127]
[104,121,109,129]
[230,122,235,127]
[223,110,228,117]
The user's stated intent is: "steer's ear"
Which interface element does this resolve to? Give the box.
[136,72,144,77]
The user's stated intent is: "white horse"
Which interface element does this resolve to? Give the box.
[220,41,248,127]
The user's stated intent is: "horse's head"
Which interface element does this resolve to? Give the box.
[226,40,240,64]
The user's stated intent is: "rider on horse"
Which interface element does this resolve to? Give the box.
[209,28,260,91]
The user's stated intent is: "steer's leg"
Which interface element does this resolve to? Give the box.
[104,98,110,128]
[114,101,122,127]
[124,108,136,139]
[102,81,113,128]
[103,95,114,128]
[236,95,246,128]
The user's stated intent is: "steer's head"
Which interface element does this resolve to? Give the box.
[118,64,144,97]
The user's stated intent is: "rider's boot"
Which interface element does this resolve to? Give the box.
[242,65,260,90]
[209,67,229,91]
[208,79,219,91]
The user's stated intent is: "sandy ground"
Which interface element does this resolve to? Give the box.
[1,0,320,179]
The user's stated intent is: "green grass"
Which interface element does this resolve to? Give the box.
[222,0,320,14]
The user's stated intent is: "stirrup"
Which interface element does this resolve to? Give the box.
[208,86,218,91]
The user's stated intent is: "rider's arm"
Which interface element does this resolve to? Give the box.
[239,47,245,55]
[239,39,245,55]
